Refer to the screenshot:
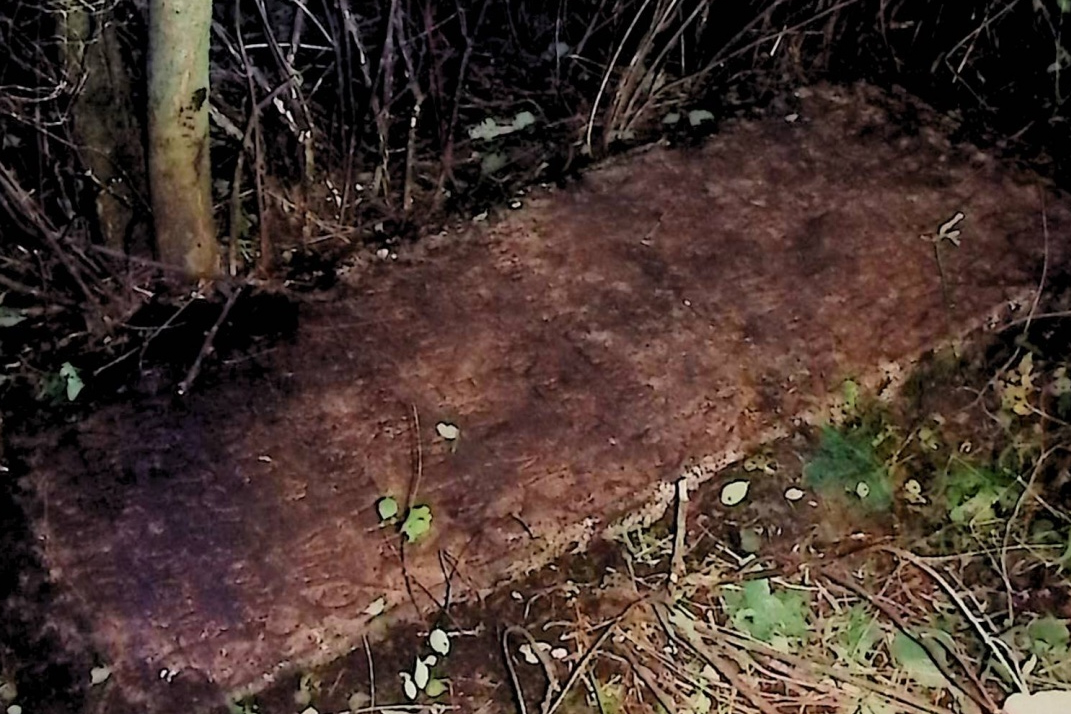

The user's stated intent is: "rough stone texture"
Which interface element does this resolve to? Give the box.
[22,83,1070,710]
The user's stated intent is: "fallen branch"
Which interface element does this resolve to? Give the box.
[177,283,244,396]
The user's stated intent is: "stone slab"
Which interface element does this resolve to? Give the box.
[22,83,1070,710]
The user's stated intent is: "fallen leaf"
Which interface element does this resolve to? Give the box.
[414,657,430,690]
[721,480,750,507]
[435,422,460,441]
[364,596,387,617]
[784,487,805,502]
[90,666,111,685]
[400,672,417,700]
[1004,690,1071,714]
[429,628,450,655]
[401,505,433,542]
[376,497,399,521]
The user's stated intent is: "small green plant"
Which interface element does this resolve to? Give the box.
[804,426,893,512]
[1000,616,1071,682]
[401,505,433,543]
[825,605,883,667]
[997,352,1038,424]
[467,112,538,176]
[399,627,452,701]
[590,680,625,714]
[888,631,948,689]
[936,459,1021,531]
[293,672,320,708]
[1049,366,1071,419]
[721,578,810,650]
[226,696,260,714]
[376,496,434,543]
[376,496,399,521]
[0,305,27,327]
[37,362,84,403]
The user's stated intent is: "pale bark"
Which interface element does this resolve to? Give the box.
[147,0,219,278]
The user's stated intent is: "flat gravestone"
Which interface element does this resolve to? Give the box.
[21,83,1070,710]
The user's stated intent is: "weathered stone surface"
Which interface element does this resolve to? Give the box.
[22,83,1070,710]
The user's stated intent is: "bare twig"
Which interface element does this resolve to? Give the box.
[881,546,1027,695]
[503,625,559,714]
[177,284,244,396]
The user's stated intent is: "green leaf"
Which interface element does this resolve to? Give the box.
[687,109,715,126]
[842,379,859,411]
[480,152,509,175]
[401,505,433,543]
[1059,531,1071,571]
[0,307,27,328]
[1060,0,1071,14]
[60,362,84,401]
[1027,617,1070,651]
[738,527,762,554]
[511,111,536,130]
[723,579,809,645]
[833,606,882,664]
[89,666,111,685]
[429,628,450,655]
[889,632,946,688]
[720,480,750,506]
[424,679,446,698]
[376,496,399,521]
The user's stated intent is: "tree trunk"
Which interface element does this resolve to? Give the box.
[147,0,218,278]
[61,4,147,253]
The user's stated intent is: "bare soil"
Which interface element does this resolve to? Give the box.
[8,82,1071,713]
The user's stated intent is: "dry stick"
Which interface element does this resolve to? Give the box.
[92,293,196,378]
[652,600,781,714]
[0,164,99,308]
[1000,446,1059,624]
[84,244,189,274]
[572,0,612,58]
[945,0,1021,77]
[0,271,76,305]
[966,194,1051,415]
[620,651,678,714]
[434,0,490,210]
[395,19,425,217]
[177,285,244,396]
[250,0,316,252]
[584,0,657,151]
[278,0,319,223]
[651,0,857,112]
[373,0,403,204]
[228,132,249,277]
[235,1,270,275]
[710,625,954,714]
[340,1,392,208]
[609,0,688,139]
[546,608,633,714]
[669,477,688,593]
[252,0,313,136]
[405,403,423,512]
[881,546,1027,695]
[503,625,560,714]
[397,403,447,614]
[617,0,706,136]
[822,568,1001,714]
[584,671,608,714]
[363,634,376,710]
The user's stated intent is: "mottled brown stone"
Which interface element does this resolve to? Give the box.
[22,83,1070,711]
